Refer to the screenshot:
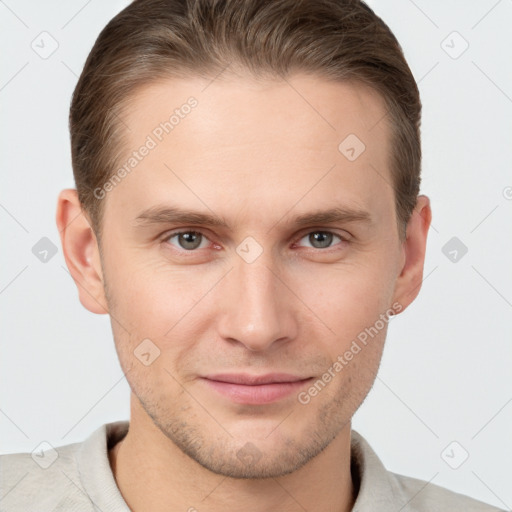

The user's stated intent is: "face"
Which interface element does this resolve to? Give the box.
[96,74,408,478]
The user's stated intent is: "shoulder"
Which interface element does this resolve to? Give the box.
[350,430,505,512]
[388,471,506,512]
[1,421,129,512]
[0,441,93,512]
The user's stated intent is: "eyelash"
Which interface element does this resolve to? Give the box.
[160,229,350,254]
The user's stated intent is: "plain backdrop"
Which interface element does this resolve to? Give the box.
[1,0,511,509]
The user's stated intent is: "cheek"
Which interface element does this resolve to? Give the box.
[295,262,394,343]
[105,256,210,333]
[105,259,219,378]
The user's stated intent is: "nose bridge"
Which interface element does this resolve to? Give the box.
[217,249,296,351]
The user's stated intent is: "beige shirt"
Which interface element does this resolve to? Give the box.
[0,420,504,511]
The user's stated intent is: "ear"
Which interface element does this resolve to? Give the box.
[56,189,108,314]
[391,195,432,314]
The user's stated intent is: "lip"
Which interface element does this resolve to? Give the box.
[201,373,313,404]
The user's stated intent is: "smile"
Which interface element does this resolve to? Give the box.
[201,373,314,404]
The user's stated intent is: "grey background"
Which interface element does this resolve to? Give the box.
[1,0,511,508]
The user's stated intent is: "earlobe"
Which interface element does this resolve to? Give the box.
[56,189,109,314]
[391,195,432,313]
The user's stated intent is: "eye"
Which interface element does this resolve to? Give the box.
[297,231,347,249]
[164,231,210,251]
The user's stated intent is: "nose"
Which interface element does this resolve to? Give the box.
[216,254,298,352]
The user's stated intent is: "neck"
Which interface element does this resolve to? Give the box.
[109,397,355,512]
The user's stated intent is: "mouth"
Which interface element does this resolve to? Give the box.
[200,373,314,404]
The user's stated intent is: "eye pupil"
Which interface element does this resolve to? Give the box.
[179,232,202,250]
[309,231,333,248]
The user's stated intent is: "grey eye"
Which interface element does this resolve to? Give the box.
[299,231,342,249]
[169,231,206,250]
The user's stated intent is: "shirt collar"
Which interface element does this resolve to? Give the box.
[349,430,400,511]
[77,420,131,512]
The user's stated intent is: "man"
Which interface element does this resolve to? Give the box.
[0,0,504,510]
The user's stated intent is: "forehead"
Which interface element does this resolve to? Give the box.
[123,73,389,151]
[105,73,394,231]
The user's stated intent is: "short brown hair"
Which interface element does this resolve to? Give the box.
[70,0,421,242]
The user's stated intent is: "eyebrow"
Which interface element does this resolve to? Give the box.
[134,205,373,229]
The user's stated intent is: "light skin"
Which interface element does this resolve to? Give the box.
[56,73,431,512]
